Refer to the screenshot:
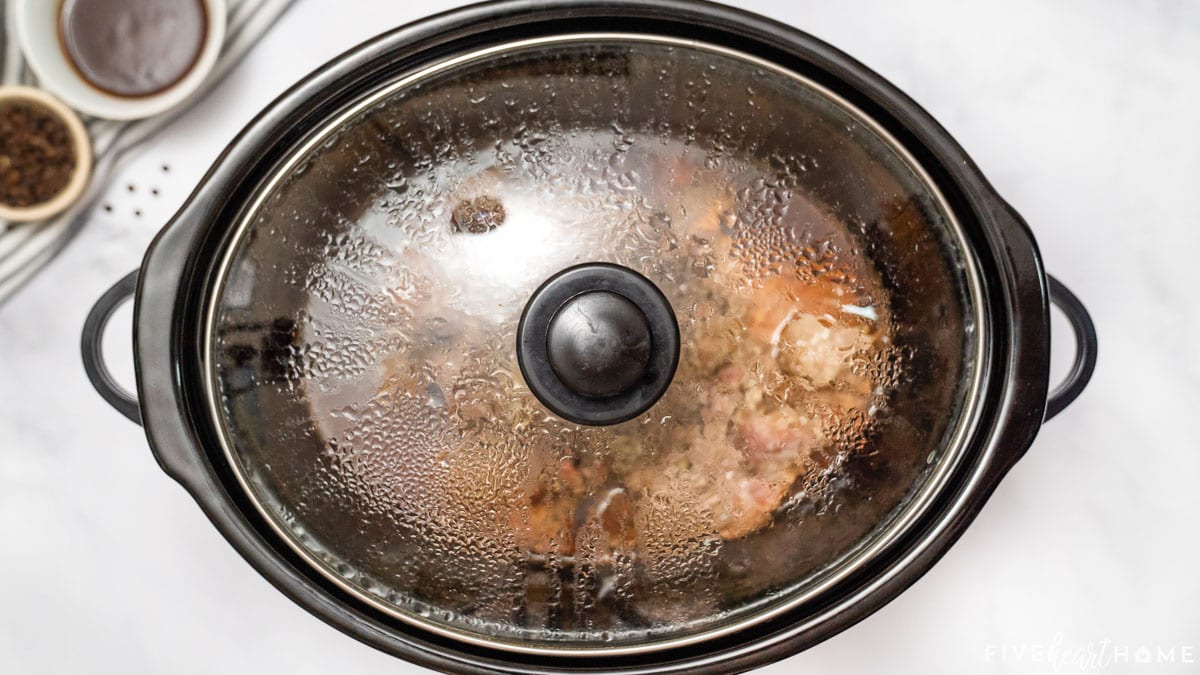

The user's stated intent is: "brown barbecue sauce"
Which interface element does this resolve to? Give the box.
[59,0,208,99]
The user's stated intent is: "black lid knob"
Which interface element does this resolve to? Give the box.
[546,291,652,399]
[517,263,679,426]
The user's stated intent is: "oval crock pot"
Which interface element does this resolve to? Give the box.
[80,1,1097,672]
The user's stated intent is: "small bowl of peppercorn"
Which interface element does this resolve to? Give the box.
[0,86,92,223]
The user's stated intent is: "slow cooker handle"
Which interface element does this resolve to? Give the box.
[1044,275,1097,421]
[77,271,1097,425]
[81,270,142,425]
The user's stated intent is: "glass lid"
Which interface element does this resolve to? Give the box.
[206,34,983,653]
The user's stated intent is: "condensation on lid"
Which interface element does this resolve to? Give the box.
[203,35,983,654]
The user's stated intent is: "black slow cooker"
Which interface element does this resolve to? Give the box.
[80,1,1097,672]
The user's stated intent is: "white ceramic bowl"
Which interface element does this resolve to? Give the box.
[13,0,227,121]
[0,86,92,222]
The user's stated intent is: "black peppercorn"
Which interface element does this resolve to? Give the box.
[0,102,77,208]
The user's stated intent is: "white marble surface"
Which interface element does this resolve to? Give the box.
[1,1,1197,673]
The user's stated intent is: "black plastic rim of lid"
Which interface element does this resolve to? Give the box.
[517,262,680,426]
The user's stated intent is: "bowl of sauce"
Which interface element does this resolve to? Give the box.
[13,0,226,120]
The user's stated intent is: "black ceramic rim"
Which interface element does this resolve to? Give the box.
[124,1,1054,673]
